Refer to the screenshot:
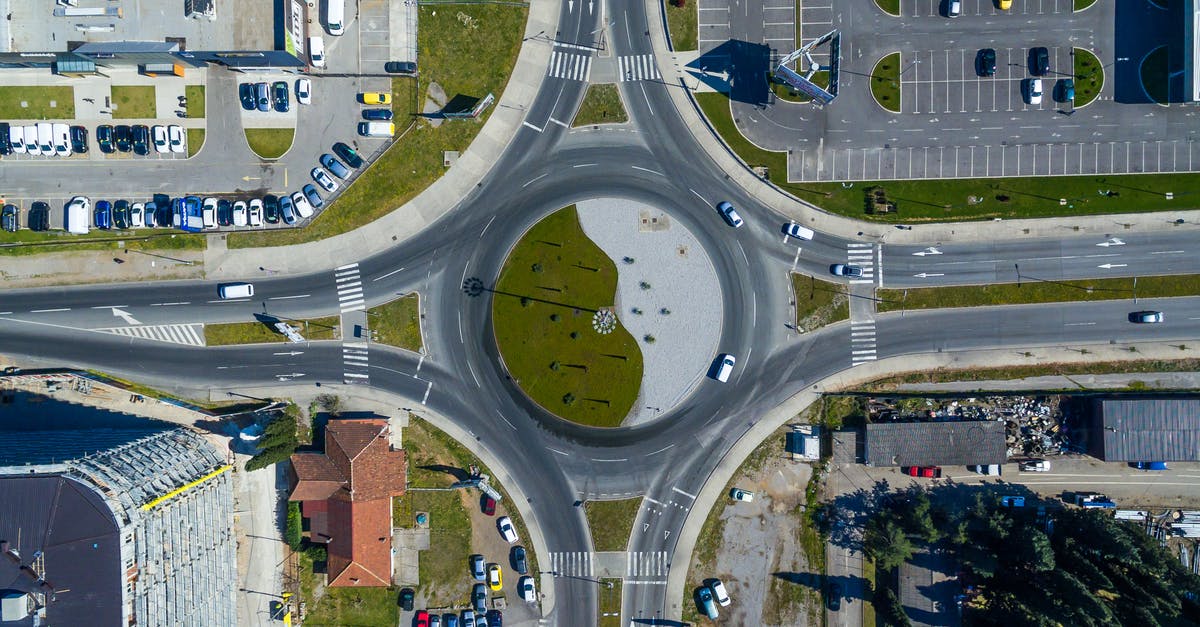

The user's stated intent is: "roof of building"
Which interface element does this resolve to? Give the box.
[1098,398,1200,461]
[326,498,394,587]
[865,420,1006,467]
[289,453,344,502]
[0,474,121,626]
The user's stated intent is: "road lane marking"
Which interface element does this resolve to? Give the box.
[672,486,697,500]
[373,267,405,281]
[30,308,70,313]
[421,381,432,404]
[91,305,128,309]
[522,173,549,188]
[631,165,664,176]
[150,302,190,306]
[1064,322,1096,326]
[522,121,544,132]
[546,447,569,456]
[269,294,311,300]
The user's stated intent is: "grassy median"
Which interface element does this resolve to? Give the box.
[791,273,850,329]
[573,84,628,126]
[877,274,1200,312]
[244,128,295,160]
[1072,48,1103,107]
[599,579,623,627]
[203,316,340,346]
[665,0,697,51]
[585,498,642,551]
[366,294,422,352]
[111,86,157,119]
[186,128,205,158]
[0,86,74,119]
[185,85,206,118]
[870,53,901,113]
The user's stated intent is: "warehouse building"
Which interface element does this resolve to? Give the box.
[1089,397,1200,462]
[864,420,1006,467]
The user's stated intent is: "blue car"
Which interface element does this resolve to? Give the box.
[362,108,393,121]
[303,184,325,209]
[320,153,351,179]
[95,200,112,229]
[279,194,297,225]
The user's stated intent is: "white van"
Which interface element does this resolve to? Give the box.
[218,282,255,299]
[711,354,737,383]
[309,36,327,68]
[23,126,38,155]
[36,123,53,156]
[9,126,25,154]
[358,121,395,137]
[326,0,345,36]
[52,123,70,157]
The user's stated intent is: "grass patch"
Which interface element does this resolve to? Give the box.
[367,293,422,352]
[598,579,623,627]
[875,0,901,15]
[771,71,829,103]
[228,5,526,249]
[203,315,341,346]
[877,274,1200,312]
[857,358,1200,391]
[584,498,642,551]
[110,85,157,119]
[185,85,206,118]
[186,128,205,158]
[0,86,74,119]
[492,206,643,428]
[392,490,474,606]
[791,273,850,330]
[863,555,878,626]
[245,128,295,159]
[665,0,697,51]
[870,53,901,113]
[0,230,205,256]
[1074,0,1097,9]
[1072,48,1103,107]
[303,584,399,627]
[573,84,627,126]
[1140,46,1169,104]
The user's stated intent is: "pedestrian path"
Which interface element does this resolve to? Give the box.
[618,54,661,82]
[850,320,878,365]
[342,341,370,385]
[548,50,592,82]
[334,263,365,313]
[549,551,594,577]
[627,551,669,578]
[97,324,205,346]
[846,243,878,285]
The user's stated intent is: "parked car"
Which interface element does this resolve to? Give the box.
[7,124,23,155]
[273,81,290,112]
[946,0,960,17]
[152,125,169,153]
[511,546,527,575]
[168,125,185,153]
[131,125,150,155]
[1029,46,1050,76]
[263,195,280,223]
[443,613,458,627]
[359,92,392,105]
[248,198,264,226]
[517,576,536,602]
[52,123,71,157]
[398,587,415,611]
[1020,459,1051,472]
[730,488,754,502]
[716,201,743,227]
[217,199,232,226]
[1024,78,1043,105]
[470,554,486,580]
[321,153,351,178]
[481,494,496,516]
[292,192,314,218]
[969,464,1001,476]
[1129,310,1163,324]
[113,200,129,229]
[279,194,298,224]
[707,578,731,607]
[70,125,88,153]
[311,167,339,193]
[302,184,325,209]
[142,201,158,228]
[202,197,218,228]
[239,83,256,110]
[485,610,501,627]
[696,586,718,619]
[472,583,487,613]
[362,108,394,121]
[976,48,997,77]
[29,201,50,231]
[95,200,112,229]
[0,122,10,155]
[498,516,519,543]
[1057,78,1075,103]
[415,610,430,627]
[97,125,114,153]
[1,205,18,232]
[903,466,942,478]
[130,202,145,228]
[1134,461,1169,471]
[830,264,864,278]
[385,61,417,74]
[487,564,503,591]
[232,200,248,227]
[461,610,475,627]
[1001,496,1026,507]
[826,581,842,611]
[296,78,312,105]
[333,142,364,168]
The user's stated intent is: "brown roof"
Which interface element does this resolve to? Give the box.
[289,452,345,501]
[326,497,393,587]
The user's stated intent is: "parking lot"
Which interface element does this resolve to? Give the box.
[699,0,795,57]
[900,46,1072,115]
[905,0,1074,18]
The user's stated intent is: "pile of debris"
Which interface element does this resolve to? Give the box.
[866,395,1074,457]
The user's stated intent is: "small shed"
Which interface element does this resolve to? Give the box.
[787,425,821,461]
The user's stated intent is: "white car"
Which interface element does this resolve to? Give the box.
[291,192,314,218]
[498,516,519,543]
[1025,78,1043,105]
[9,126,25,154]
[168,125,185,153]
[730,488,754,502]
[152,125,169,153]
[202,197,218,229]
[52,123,71,157]
[144,201,158,228]
[296,78,312,105]
[708,579,731,607]
[711,354,736,383]
[130,202,145,228]
[25,125,39,156]
[1020,460,1051,472]
[232,200,248,227]
[783,222,815,241]
[248,199,263,226]
[717,201,743,228]
[311,167,339,193]
[518,576,536,603]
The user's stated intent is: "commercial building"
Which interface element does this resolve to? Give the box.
[864,420,1006,467]
[1089,397,1200,462]
[289,418,407,587]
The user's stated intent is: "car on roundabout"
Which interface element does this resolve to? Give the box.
[783,222,814,240]
[716,201,743,228]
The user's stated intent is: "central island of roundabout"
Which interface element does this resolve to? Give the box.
[492,199,723,428]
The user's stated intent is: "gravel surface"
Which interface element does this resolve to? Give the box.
[576,199,721,426]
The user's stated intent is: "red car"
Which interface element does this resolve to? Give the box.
[902,466,942,478]
[481,495,496,516]
[415,610,429,627]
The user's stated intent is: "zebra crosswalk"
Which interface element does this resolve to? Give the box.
[846,243,878,284]
[335,263,365,313]
[343,341,370,385]
[618,54,660,82]
[627,551,669,577]
[851,320,878,365]
[549,551,594,577]
[548,50,592,82]
[98,324,205,346]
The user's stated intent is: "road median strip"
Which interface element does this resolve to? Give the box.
[877,274,1200,312]
[203,315,340,346]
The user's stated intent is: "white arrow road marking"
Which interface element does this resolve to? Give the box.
[912,247,943,256]
[111,307,141,325]
[913,272,945,278]
[1097,263,1127,269]
[568,0,574,11]
[273,351,305,356]
[1096,238,1125,247]
[589,0,594,12]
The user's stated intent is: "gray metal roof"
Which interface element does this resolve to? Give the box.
[1099,398,1200,461]
[865,420,1006,467]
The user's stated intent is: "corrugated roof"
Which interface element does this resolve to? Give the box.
[1099,398,1200,461]
[865,420,1006,466]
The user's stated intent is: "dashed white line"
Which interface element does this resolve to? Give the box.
[269,294,311,300]
[373,267,406,281]
[30,308,71,313]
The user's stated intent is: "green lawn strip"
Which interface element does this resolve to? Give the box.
[584,498,642,551]
[228,5,525,249]
[186,128,205,158]
[0,230,205,256]
[492,206,643,428]
[185,85,206,118]
[856,357,1200,392]
[862,555,877,627]
[110,85,157,119]
[203,315,341,346]
[303,583,399,627]
[1072,48,1103,107]
[1140,46,1169,104]
[573,84,628,126]
[790,273,850,329]
[870,53,901,113]
[875,0,901,16]
[771,71,829,103]
[367,293,423,352]
[877,274,1200,312]
[245,128,295,159]
[598,579,623,627]
[392,489,474,606]
[665,0,697,51]
[1074,0,1097,9]
[0,86,74,119]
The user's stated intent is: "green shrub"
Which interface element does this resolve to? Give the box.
[286,501,303,548]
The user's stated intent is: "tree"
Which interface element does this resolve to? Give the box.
[874,586,911,627]
[1013,528,1055,573]
[864,518,915,570]
[285,501,303,549]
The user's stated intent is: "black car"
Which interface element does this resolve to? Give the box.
[398,588,415,611]
[28,202,50,231]
[362,108,393,121]
[384,61,417,74]
[976,48,997,77]
[826,581,842,611]
[263,195,280,223]
[0,122,10,155]
[1029,46,1050,76]
[511,546,528,575]
[239,83,256,111]
[273,81,290,113]
[131,125,150,155]
[1,205,18,232]
[114,200,130,229]
[486,609,502,627]
[97,125,115,153]
[114,125,133,152]
[333,142,364,168]
[68,125,88,153]
[217,199,232,226]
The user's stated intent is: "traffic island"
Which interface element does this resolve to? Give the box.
[598,579,623,627]
[203,315,341,346]
[771,71,830,103]
[876,273,1200,312]
[1072,48,1103,107]
[186,128,205,158]
[665,0,697,51]
[584,498,642,551]
[790,273,849,330]
[185,85,206,118]
[366,293,423,352]
[874,0,901,16]
[491,205,643,428]
[244,128,295,160]
[870,53,901,113]
[573,84,628,126]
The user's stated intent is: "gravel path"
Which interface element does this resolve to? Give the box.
[577,198,721,426]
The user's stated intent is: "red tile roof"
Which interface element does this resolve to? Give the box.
[289,453,344,501]
[326,497,393,587]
